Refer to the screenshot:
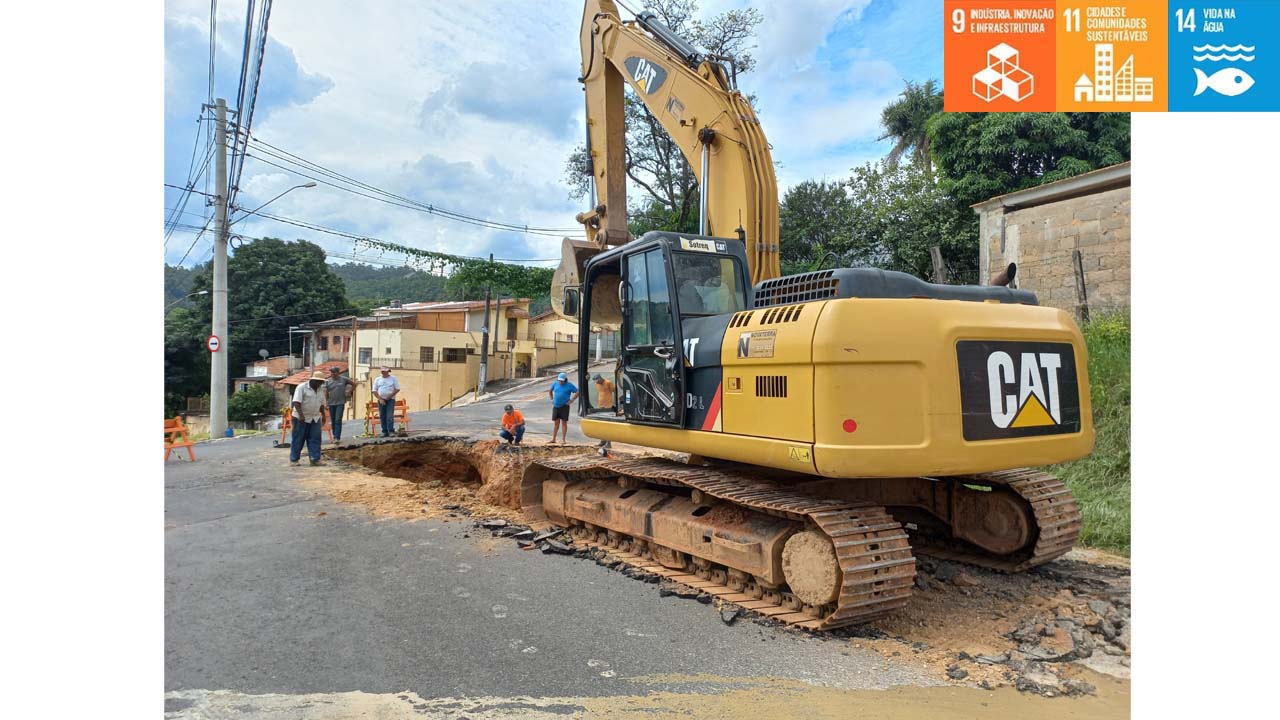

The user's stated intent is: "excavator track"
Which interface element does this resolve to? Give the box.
[911,468,1083,572]
[526,455,916,630]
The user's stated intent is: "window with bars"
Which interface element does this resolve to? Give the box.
[442,348,467,363]
[319,336,329,350]
[420,346,435,364]
[358,347,373,365]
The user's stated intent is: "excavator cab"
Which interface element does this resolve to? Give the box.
[571,231,749,428]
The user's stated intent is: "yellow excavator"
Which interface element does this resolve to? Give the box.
[525,0,1093,629]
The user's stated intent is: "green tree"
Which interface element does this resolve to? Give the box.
[329,262,450,306]
[175,238,351,404]
[926,111,1131,210]
[445,262,555,315]
[842,160,974,282]
[878,80,944,170]
[164,306,209,416]
[563,0,763,233]
[778,179,853,274]
[228,384,276,423]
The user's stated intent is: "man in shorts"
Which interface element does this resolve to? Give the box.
[548,372,579,444]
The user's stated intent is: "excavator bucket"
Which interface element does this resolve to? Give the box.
[550,237,602,323]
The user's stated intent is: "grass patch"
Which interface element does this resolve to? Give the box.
[1050,311,1131,554]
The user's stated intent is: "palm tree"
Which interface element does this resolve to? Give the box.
[878,79,945,170]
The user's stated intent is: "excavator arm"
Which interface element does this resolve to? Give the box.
[553,0,780,318]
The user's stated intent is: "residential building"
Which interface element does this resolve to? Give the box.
[347,298,539,414]
[279,360,352,417]
[297,316,357,367]
[231,354,295,409]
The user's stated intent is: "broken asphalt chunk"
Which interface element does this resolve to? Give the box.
[541,539,573,555]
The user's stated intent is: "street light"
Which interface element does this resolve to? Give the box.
[229,181,318,226]
[210,180,317,440]
[165,289,209,312]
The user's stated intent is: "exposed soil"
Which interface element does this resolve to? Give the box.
[314,435,1131,695]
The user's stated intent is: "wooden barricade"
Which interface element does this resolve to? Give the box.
[277,407,334,447]
[364,399,410,436]
[165,416,196,461]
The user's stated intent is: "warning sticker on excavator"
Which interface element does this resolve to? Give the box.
[737,330,776,358]
[788,446,812,464]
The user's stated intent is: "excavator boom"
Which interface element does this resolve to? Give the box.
[553,0,780,319]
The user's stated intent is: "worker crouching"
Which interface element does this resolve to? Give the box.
[500,404,525,445]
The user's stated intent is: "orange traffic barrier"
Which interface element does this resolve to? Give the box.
[165,416,196,461]
[278,407,334,447]
[364,399,410,436]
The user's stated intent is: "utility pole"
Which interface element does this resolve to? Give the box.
[478,253,493,394]
[210,98,230,437]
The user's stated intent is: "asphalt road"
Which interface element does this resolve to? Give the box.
[165,380,1130,718]
[165,383,945,718]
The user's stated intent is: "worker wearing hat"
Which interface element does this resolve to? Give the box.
[548,372,579,444]
[324,366,357,444]
[592,373,615,412]
[499,404,525,445]
[290,371,330,466]
[372,365,401,438]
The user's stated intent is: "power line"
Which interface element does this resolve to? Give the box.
[243,135,582,234]
[164,183,218,198]
[164,114,215,245]
[229,0,273,211]
[244,209,558,263]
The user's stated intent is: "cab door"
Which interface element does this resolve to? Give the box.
[620,245,683,425]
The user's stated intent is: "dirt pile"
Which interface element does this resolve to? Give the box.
[323,435,604,520]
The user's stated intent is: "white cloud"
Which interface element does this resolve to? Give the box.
[166,0,914,268]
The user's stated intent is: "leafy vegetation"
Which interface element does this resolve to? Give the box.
[329,263,449,307]
[1051,312,1131,553]
[228,384,277,423]
[878,80,944,170]
[164,238,352,414]
[563,0,763,230]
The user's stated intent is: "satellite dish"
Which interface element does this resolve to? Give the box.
[259,349,269,359]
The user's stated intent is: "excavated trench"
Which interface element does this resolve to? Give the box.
[328,435,590,510]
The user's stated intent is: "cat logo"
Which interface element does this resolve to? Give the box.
[956,341,1081,441]
[987,351,1062,428]
[623,56,668,95]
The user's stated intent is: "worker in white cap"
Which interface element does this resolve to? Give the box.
[372,365,400,438]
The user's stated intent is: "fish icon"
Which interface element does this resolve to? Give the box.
[1194,67,1255,96]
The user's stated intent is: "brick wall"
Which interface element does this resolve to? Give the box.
[978,185,1130,313]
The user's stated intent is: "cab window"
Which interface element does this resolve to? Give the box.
[673,253,745,315]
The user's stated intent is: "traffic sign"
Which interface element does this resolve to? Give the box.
[207,335,221,353]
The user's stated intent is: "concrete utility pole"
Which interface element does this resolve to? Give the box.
[478,253,493,394]
[210,98,230,438]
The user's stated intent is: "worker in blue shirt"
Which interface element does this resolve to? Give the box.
[548,372,579,444]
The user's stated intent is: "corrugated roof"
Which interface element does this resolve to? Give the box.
[375,299,532,313]
[280,360,349,386]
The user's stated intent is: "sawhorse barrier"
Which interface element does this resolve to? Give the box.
[165,416,196,461]
[275,407,334,448]
[364,399,410,436]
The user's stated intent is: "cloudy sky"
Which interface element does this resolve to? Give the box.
[162,0,944,269]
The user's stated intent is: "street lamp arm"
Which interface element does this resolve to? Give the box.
[229,182,317,226]
[165,289,210,312]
